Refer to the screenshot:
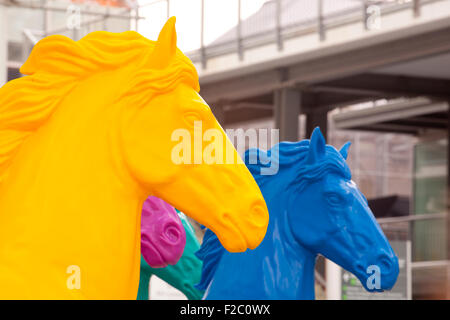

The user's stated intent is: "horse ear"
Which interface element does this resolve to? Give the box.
[307,127,326,164]
[148,16,177,69]
[340,141,351,160]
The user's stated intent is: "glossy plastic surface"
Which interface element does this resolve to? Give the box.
[141,196,186,268]
[197,128,399,299]
[138,211,204,300]
[0,17,268,299]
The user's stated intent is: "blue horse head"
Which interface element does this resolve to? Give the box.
[196,127,399,299]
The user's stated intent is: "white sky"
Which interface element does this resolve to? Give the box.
[138,0,268,52]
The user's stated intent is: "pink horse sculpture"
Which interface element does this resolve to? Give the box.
[141,196,186,268]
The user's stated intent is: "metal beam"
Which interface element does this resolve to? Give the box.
[229,102,273,111]
[411,260,450,269]
[333,98,449,131]
[199,69,281,104]
[377,212,447,225]
[341,123,422,135]
[302,91,378,110]
[395,116,448,129]
[309,84,392,98]
[317,73,450,100]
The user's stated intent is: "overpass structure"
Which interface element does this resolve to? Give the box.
[187,0,450,141]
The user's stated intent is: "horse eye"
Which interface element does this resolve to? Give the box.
[326,193,342,206]
[183,111,202,127]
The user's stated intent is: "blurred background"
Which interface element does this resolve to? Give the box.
[1,0,450,300]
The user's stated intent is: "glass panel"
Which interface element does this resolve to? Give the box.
[413,138,448,261]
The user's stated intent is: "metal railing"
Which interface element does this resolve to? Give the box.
[172,0,431,68]
[7,0,442,68]
[2,0,144,66]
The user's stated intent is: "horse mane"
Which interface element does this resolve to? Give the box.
[245,140,351,190]
[0,31,199,185]
[195,228,226,291]
[196,139,351,290]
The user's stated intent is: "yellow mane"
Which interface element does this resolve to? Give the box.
[0,31,199,184]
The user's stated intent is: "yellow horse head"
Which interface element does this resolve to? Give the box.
[0,17,268,299]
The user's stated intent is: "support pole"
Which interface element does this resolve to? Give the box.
[135,5,139,33]
[326,259,342,300]
[167,0,170,19]
[362,0,369,31]
[413,0,421,17]
[274,88,301,142]
[237,0,243,61]
[318,0,325,41]
[276,0,283,50]
[42,0,49,37]
[200,0,206,69]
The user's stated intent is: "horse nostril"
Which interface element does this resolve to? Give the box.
[164,225,180,243]
[380,257,391,270]
[378,255,398,275]
[249,203,268,228]
[141,234,151,244]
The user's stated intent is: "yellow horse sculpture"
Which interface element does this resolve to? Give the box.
[0,18,269,299]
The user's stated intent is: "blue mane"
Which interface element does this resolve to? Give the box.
[195,228,226,290]
[195,137,351,291]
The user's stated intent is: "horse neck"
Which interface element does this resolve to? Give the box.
[263,189,317,299]
[217,182,317,299]
[151,254,202,299]
[2,69,146,230]
[138,256,154,300]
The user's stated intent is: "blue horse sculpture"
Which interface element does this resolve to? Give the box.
[196,127,399,299]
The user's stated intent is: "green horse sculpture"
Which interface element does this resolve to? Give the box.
[138,211,204,300]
